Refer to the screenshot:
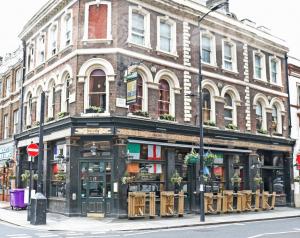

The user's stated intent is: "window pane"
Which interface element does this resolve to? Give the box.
[271,60,277,83]
[256,102,262,116]
[202,36,211,63]
[224,43,233,70]
[129,75,143,112]
[224,109,232,119]
[255,54,262,78]
[160,22,171,52]
[224,93,232,107]
[89,69,106,109]
[132,13,145,45]
[159,80,170,115]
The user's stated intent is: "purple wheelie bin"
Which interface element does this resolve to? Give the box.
[10,189,27,210]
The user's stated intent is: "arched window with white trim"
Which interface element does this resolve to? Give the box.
[36,87,43,122]
[61,73,71,113]
[158,79,170,115]
[224,93,234,126]
[256,102,263,130]
[26,92,33,126]
[47,80,56,118]
[129,74,143,113]
[89,69,106,110]
[203,88,211,123]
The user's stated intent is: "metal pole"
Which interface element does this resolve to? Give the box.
[37,92,45,194]
[27,157,32,221]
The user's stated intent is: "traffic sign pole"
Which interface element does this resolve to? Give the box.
[27,156,33,221]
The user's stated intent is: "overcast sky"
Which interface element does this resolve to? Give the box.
[0,0,299,59]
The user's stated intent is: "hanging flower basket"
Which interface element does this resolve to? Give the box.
[184,150,217,166]
[170,171,183,186]
[184,150,199,165]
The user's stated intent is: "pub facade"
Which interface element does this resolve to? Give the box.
[13,0,294,217]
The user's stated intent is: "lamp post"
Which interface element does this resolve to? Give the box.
[198,1,227,222]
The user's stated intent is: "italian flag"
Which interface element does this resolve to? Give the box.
[128,144,140,160]
[147,145,161,160]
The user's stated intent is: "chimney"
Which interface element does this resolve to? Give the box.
[206,0,229,14]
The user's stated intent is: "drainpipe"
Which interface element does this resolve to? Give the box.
[20,40,26,132]
[285,53,294,206]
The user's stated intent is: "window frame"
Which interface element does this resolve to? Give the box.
[158,79,171,116]
[3,114,9,139]
[269,56,282,86]
[222,39,237,72]
[48,23,58,58]
[13,110,19,134]
[88,69,107,110]
[253,50,266,81]
[128,6,151,49]
[83,1,112,41]
[61,11,73,49]
[37,34,46,65]
[200,31,216,66]
[156,16,177,55]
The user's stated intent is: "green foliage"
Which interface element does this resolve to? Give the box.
[46,117,55,122]
[87,106,105,113]
[231,173,242,185]
[132,110,149,117]
[254,173,263,185]
[121,172,135,185]
[160,114,175,121]
[57,112,69,119]
[257,128,268,134]
[170,171,183,186]
[184,150,216,166]
[226,123,238,130]
[204,121,216,127]
[55,170,66,181]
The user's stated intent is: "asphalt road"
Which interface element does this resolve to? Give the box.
[0,217,300,238]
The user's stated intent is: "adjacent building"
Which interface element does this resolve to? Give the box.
[0,0,292,217]
[288,56,300,207]
[0,47,23,201]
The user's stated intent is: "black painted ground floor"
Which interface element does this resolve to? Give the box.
[14,116,295,217]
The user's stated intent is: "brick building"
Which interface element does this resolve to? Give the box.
[0,47,23,201]
[288,56,300,207]
[13,0,294,217]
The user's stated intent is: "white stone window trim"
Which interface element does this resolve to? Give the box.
[127,5,151,49]
[269,56,282,86]
[202,79,219,124]
[27,42,35,73]
[200,30,217,67]
[83,0,112,41]
[270,98,285,135]
[221,86,241,127]
[3,114,8,139]
[253,50,267,81]
[24,92,34,127]
[253,93,269,132]
[78,58,115,115]
[156,16,177,57]
[60,67,73,113]
[60,10,73,50]
[222,38,238,73]
[47,22,59,59]
[36,33,46,67]
[47,79,56,118]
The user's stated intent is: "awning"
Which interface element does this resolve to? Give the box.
[127,139,252,153]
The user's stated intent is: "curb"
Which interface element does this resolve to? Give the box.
[1,214,300,232]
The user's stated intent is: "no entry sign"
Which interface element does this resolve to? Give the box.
[27,143,39,157]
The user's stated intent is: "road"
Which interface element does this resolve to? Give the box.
[0,217,300,238]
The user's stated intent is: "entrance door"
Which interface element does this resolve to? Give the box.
[80,161,109,215]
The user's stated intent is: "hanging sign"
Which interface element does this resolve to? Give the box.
[126,72,138,105]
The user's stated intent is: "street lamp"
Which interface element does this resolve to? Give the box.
[198,1,227,222]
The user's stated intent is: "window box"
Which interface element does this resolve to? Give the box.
[159,114,175,121]
[204,121,216,127]
[132,110,149,118]
[85,106,105,113]
[32,121,40,127]
[225,123,238,130]
[46,117,55,123]
[57,112,69,119]
[257,128,268,134]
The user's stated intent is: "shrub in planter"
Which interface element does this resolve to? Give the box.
[32,121,40,127]
[257,128,268,134]
[226,123,238,130]
[86,106,105,113]
[160,114,175,121]
[204,121,216,127]
[231,173,242,185]
[253,173,263,186]
[170,171,183,186]
[57,111,69,119]
[132,110,149,117]
[46,117,55,122]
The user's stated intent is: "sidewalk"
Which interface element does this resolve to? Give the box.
[1,201,300,232]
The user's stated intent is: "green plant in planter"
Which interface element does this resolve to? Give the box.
[132,110,149,117]
[32,121,40,127]
[46,117,55,122]
[253,173,263,186]
[184,150,199,165]
[57,111,69,119]
[160,114,175,121]
[204,152,216,166]
[121,172,135,185]
[86,106,104,113]
[231,173,242,185]
[257,128,268,134]
[55,170,66,181]
[226,123,238,130]
[204,121,216,127]
[170,171,183,186]
[21,170,30,187]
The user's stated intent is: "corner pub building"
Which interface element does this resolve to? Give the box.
[13,0,294,217]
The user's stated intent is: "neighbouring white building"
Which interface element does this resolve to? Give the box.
[288,56,300,207]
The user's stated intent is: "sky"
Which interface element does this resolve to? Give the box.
[0,0,299,59]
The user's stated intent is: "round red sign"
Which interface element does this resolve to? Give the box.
[27,143,39,157]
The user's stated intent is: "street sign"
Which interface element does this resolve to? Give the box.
[27,143,39,157]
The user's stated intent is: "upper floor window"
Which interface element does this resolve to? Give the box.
[222,40,237,72]
[89,69,106,110]
[270,57,281,85]
[47,81,56,118]
[158,79,170,115]
[297,85,300,106]
[65,74,70,113]
[64,13,72,47]
[84,1,112,40]
[201,32,216,65]
[203,88,211,123]
[0,81,2,98]
[13,110,18,134]
[272,105,278,133]
[256,102,263,130]
[128,7,150,48]
[3,114,8,139]
[15,68,22,91]
[48,24,58,57]
[27,44,34,72]
[224,93,233,126]
[157,17,176,54]
[3,77,10,98]
[253,52,266,80]
[37,34,45,64]
[129,74,143,113]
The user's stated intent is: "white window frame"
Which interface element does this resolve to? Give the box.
[156,16,177,56]
[3,115,8,139]
[224,92,237,126]
[48,23,58,58]
[27,43,35,72]
[222,39,237,72]
[253,50,266,81]
[272,104,283,134]
[61,11,73,49]
[5,77,11,97]
[37,34,46,65]
[48,81,56,118]
[61,72,71,113]
[269,56,282,86]
[13,110,18,134]
[128,6,151,49]
[83,0,112,41]
[200,31,216,66]
[15,68,22,91]
[255,101,267,131]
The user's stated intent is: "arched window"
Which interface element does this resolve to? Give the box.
[129,74,143,113]
[256,102,263,130]
[65,73,70,113]
[26,93,33,126]
[272,105,278,133]
[89,69,106,110]
[158,79,170,115]
[36,87,43,121]
[224,93,233,126]
[202,88,211,122]
[47,81,56,118]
